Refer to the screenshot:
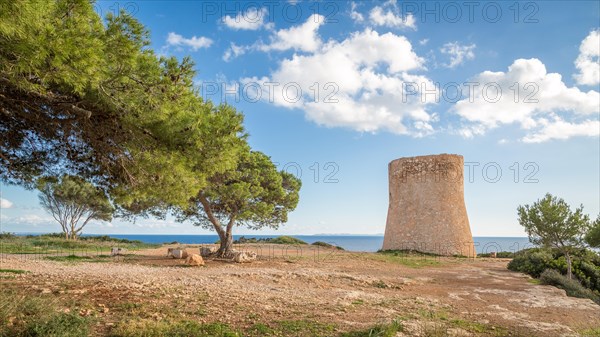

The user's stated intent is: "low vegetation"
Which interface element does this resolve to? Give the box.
[2,280,518,337]
[0,269,27,274]
[311,241,345,250]
[0,288,90,337]
[0,233,158,254]
[539,269,599,304]
[477,251,515,258]
[109,320,241,337]
[45,255,112,263]
[507,248,600,296]
[517,193,596,279]
[372,250,443,268]
[579,327,600,337]
[226,236,308,245]
[339,320,402,337]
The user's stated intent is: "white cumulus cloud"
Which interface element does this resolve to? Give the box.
[573,29,600,86]
[0,198,13,209]
[166,32,213,51]
[350,2,364,23]
[368,5,416,29]
[440,42,476,68]
[242,27,436,136]
[522,118,600,143]
[223,43,249,62]
[258,14,325,52]
[223,7,273,31]
[9,214,54,226]
[453,58,600,142]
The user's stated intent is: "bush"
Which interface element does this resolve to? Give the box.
[80,235,144,244]
[507,248,554,278]
[311,241,344,250]
[539,269,599,304]
[230,236,308,245]
[35,233,66,239]
[508,248,600,293]
[264,236,307,245]
[0,232,16,240]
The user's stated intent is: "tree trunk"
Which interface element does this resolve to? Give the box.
[565,251,572,279]
[197,193,236,258]
[217,231,233,258]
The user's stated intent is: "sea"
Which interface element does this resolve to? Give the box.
[69,234,531,254]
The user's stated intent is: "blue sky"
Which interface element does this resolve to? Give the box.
[1,0,599,236]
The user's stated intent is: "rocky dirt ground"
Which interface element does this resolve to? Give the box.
[1,244,599,336]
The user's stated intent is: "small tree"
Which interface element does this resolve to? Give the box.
[38,176,114,240]
[177,150,301,257]
[517,193,591,279]
[585,215,600,248]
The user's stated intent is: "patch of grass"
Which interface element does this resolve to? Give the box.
[45,255,111,263]
[370,251,442,268]
[246,320,336,336]
[247,323,274,335]
[0,287,90,337]
[418,309,448,321]
[0,269,27,274]
[527,278,541,285]
[274,320,335,336]
[109,320,241,337]
[580,327,600,336]
[415,310,506,335]
[449,319,489,333]
[340,320,403,337]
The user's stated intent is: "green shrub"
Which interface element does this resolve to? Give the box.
[508,248,600,293]
[311,241,344,250]
[507,248,554,278]
[34,233,65,239]
[539,269,599,304]
[231,236,308,245]
[0,232,16,240]
[79,235,144,244]
[264,236,307,245]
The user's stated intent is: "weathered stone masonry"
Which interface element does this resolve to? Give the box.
[382,154,476,257]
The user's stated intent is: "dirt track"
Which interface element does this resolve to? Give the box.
[1,244,598,336]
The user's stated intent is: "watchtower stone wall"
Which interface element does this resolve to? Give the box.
[382,154,476,257]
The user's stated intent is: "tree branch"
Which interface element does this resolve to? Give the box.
[197,192,224,236]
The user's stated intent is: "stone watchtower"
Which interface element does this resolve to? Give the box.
[382,154,476,257]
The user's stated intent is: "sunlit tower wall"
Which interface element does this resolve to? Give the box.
[382,154,476,257]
